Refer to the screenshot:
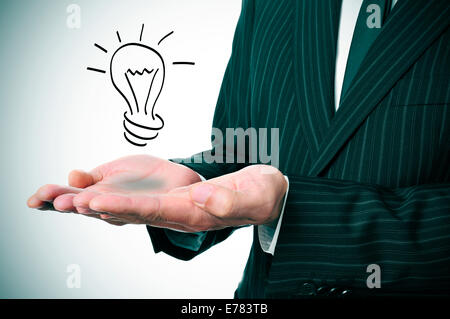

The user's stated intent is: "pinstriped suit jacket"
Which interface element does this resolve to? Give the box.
[148,0,450,297]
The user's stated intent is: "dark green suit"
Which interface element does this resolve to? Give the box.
[148,0,450,298]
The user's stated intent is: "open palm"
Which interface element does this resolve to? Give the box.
[27,155,201,225]
[28,156,287,231]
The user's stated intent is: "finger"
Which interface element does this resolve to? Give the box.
[28,196,69,213]
[31,201,74,214]
[89,194,165,224]
[53,193,77,212]
[89,193,218,231]
[27,195,46,209]
[73,191,101,210]
[34,184,82,203]
[73,191,107,215]
[68,170,102,188]
[27,185,81,210]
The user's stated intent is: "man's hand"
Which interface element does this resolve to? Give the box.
[28,156,287,232]
[78,165,287,232]
[27,155,201,226]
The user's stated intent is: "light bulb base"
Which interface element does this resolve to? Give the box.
[123,111,164,147]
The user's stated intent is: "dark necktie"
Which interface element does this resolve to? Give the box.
[340,0,392,103]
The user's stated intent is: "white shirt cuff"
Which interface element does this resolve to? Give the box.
[258,176,289,255]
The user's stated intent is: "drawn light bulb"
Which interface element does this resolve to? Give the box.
[111,43,165,146]
[87,26,195,147]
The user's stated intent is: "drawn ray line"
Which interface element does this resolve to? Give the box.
[158,31,174,46]
[87,67,106,74]
[116,31,122,43]
[172,62,195,65]
[139,24,145,42]
[94,43,108,53]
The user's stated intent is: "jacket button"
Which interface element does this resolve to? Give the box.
[295,282,317,296]
[341,289,352,297]
[328,287,340,296]
[316,286,329,295]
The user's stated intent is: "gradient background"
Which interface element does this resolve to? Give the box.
[0,0,253,298]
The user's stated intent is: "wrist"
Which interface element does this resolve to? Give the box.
[263,172,289,225]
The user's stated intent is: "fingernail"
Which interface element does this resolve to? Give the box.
[191,184,214,206]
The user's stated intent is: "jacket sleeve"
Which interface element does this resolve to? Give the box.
[267,175,450,295]
[146,0,255,261]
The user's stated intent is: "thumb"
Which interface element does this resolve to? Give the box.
[189,183,240,219]
[68,170,102,188]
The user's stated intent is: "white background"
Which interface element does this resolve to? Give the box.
[0,0,253,298]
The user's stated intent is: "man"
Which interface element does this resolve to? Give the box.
[28,0,449,298]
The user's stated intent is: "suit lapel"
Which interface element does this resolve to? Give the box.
[293,0,342,157]
[308,0,450,176]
